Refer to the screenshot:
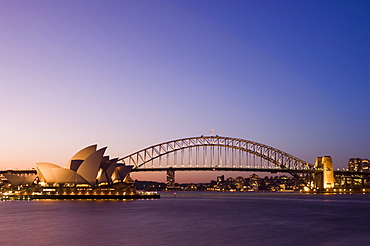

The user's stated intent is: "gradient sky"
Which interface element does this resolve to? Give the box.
[1,1,369,183]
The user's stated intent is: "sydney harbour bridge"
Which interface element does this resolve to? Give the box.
[117,135,370,190]
[2,136,369,190]
[119,136,316,186]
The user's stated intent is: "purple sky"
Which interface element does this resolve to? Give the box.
[1,1,369,183]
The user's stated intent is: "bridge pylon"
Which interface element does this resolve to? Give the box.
[314,156,334,190]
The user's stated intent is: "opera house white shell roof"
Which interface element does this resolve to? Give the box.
[37,145,133,187]
[4,145,132,188]
[35,145,133,187]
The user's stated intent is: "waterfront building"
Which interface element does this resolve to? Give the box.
[217,175,225,183]
[4,145,133,189]
[3,174,37,187]
[250,173,259,191]
[166,169,175,188]
[348,158,370,172]
[235,176,244,190]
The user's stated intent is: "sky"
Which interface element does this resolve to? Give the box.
[1,1,369,183]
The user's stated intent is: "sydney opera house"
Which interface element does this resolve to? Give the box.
[36,144,133,187]
[1,145,152,199]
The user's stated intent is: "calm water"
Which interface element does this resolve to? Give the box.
[1,192,370,246]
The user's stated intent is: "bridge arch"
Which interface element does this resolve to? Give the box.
[119,136,314,175]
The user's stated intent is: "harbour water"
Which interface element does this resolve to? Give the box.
[0,192,369,246]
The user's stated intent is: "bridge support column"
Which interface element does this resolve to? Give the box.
[167,169,175,188]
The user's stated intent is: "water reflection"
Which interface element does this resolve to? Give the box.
[0,192,369,245]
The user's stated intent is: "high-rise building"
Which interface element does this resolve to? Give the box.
[217,175,225,183]
[166,169,175,188]
[250,173,259,191]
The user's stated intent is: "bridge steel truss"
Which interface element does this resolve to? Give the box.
[119,136,316,185]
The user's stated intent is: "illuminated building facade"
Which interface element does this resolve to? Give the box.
[166,169,175,188]
[217,175,225,183]
[315,156,334,189]
[4,145,133,188]
[348,158,370,172]
[3,173,37,187]
[235,176,244,190]
[250,173,259,191]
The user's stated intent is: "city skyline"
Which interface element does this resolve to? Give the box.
[1,1,369,183]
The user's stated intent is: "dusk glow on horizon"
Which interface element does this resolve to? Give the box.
[1,1,369,183]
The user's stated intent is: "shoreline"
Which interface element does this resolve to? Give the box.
[0,193,160,201]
